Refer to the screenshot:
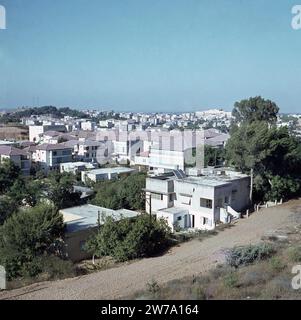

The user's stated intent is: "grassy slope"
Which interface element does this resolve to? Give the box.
[133,225,301,300]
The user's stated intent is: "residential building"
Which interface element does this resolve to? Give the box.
[81,121,96,131]
[60,204,139,261]
[133,147,185,174]
[29,124,67,142]
[41,131,76,144]
[60,161,97,174]
[81,166,137,183]
[77,139,104,162]
[0,146,31,175]
[145,168,250,232]
[33,143,73,172]
[0,140,16,147]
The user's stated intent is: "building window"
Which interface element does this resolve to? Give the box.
[151,193,163,200]
[177,216,182,221]
[80,241,86,252]
[200,198,212,209]
[181,196,191,205]
[203,217,211,225]
[169,194,173,202]
[232,190,237,202]
[53,151,57,156]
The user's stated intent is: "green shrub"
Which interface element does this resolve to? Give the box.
[146,279,161,299]
[269,257,286,273]
[210,264,232,279]
[85,214,171,262]
[19,255,74,280]
[239,270,267,287]
[287,246,301,263]
[91,173,146,211]
[191,286,206,300]
[147,279,161,295]
[223,271,239,288]
[0,204,65,280]
[226,243,275,268]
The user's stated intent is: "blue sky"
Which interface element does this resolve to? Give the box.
[0,0,300,112]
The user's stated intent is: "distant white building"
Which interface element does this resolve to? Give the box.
[81,121,96,131]
[40,131,76,144]
[77,139,104,162]
[205,133,230,148]
[60,161,97,174]
[81,166,137,183]
[134,148,185,174]
[195,109,232,119]
[145,168,250,232]
[29,124,67,142]
[0,140,15,147]
[99,119,114,128]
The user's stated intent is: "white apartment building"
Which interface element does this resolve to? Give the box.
[0,146,31,176]
[81,121,96,131]
[39,131,76,144]
[60,161,97,174]
[99,119,114,128]
[33,143,73,172]
[77,139,104,162]
[134,148,185,174]
[112,139,142,163]
[145,168,250,232]
[29,124,67,142]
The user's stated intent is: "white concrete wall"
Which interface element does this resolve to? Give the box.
[148,149,185,170]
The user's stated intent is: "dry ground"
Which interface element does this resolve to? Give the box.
[1,199,300,300]
[0,125,29,140]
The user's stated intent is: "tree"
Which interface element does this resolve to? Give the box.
[204,145,225,167]
[121,173,146,210]
[232,96,279,125]
[0,204,65,279]
[226,121,301,201]
[0,196,19,225]
[46,172,81,209]
[0,159,20,194]
[85,214,171,262]
[91,173,146,211]
[7,177,43,207]
[6,178,26,205]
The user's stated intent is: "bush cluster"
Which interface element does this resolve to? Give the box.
[226,243,275,268]
[85,214,171,262]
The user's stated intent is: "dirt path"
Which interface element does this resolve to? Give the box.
[1,199,301,300]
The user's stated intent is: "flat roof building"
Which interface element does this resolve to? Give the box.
[60,204,140,261]
[145,168,250,232]
[81,166,137,183]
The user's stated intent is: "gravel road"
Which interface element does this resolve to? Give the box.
[1,199,300,300]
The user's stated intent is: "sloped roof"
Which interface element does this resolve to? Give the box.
[0,146,28,156]
[35,143,73,151]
